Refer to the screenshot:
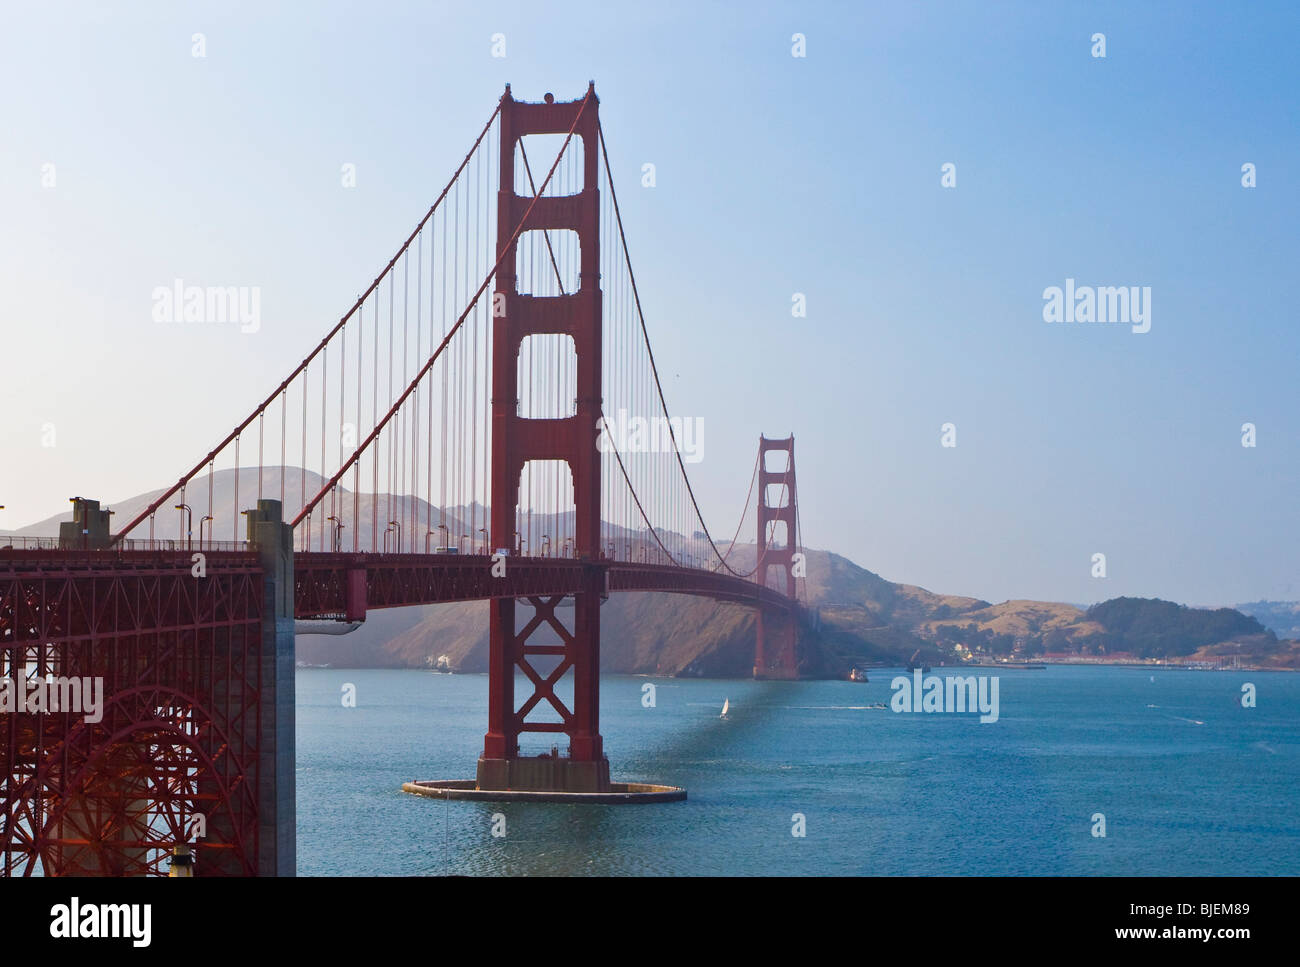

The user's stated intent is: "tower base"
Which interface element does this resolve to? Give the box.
[402,753,684,803]
[476,754,611,793]
[401,778,685,804]
[753,665,800,681]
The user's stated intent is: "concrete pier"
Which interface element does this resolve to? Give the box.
[475,754,611,794]
[247,499,296,876]
[402,778,685,804]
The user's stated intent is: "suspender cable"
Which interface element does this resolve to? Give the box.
[320,345,327,550]
[111,98,503,544]
[470,137,480,550]
[597,120,750,577]
[401,250,409,550]
[301,364,307,538]
[233,435,240,543]
[371,296,379,550]
[414,232,422,552]
[292,90,594,529]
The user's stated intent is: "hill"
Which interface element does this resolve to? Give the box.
[1234,600,1300,640]
[8,467,1296,674]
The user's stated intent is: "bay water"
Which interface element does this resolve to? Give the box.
[296,666,1299,876]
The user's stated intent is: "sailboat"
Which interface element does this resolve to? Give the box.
[720,698,730,719]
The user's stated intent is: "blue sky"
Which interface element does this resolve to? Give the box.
[1,1,1297,606]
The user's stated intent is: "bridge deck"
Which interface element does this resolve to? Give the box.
[1,548,795,631]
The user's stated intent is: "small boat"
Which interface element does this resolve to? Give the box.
[849,666,869,682]
[720,698,730,718]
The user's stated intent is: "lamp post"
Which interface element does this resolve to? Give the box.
[174,504,193,550]
[541,534,550,557]
[327,515,344,552]
[388,520,401,553]
[477,527,487,555]
[438,522,448,551]
[199,515,213,548]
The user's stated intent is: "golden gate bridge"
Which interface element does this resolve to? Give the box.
[1,84,807,876]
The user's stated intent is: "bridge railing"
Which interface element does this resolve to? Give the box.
[0,537,62,550]
[0,536,251,553]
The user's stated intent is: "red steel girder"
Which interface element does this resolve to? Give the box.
[2,548,263,877]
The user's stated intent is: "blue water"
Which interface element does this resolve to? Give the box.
[295,667,1300,875]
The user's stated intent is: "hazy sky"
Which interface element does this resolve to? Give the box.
[2,1,1297,607]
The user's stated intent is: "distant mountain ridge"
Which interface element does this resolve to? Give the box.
[1234,600,1300,640]
[7,468,1296,674]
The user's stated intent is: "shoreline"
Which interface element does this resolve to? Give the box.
[292,663,1300,677]
[946,660,1296,673]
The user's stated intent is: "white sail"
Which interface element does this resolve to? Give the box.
[720,698,730,718]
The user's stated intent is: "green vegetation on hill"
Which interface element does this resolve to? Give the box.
[296,559,1296,674]
[1076,597,1269,658]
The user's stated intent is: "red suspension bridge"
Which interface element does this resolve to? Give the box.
[0,85,808,876]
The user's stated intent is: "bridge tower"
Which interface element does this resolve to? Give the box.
[480,84,609,792]
[755,435,800,679]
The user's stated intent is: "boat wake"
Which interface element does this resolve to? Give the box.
[786,704,887,710]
